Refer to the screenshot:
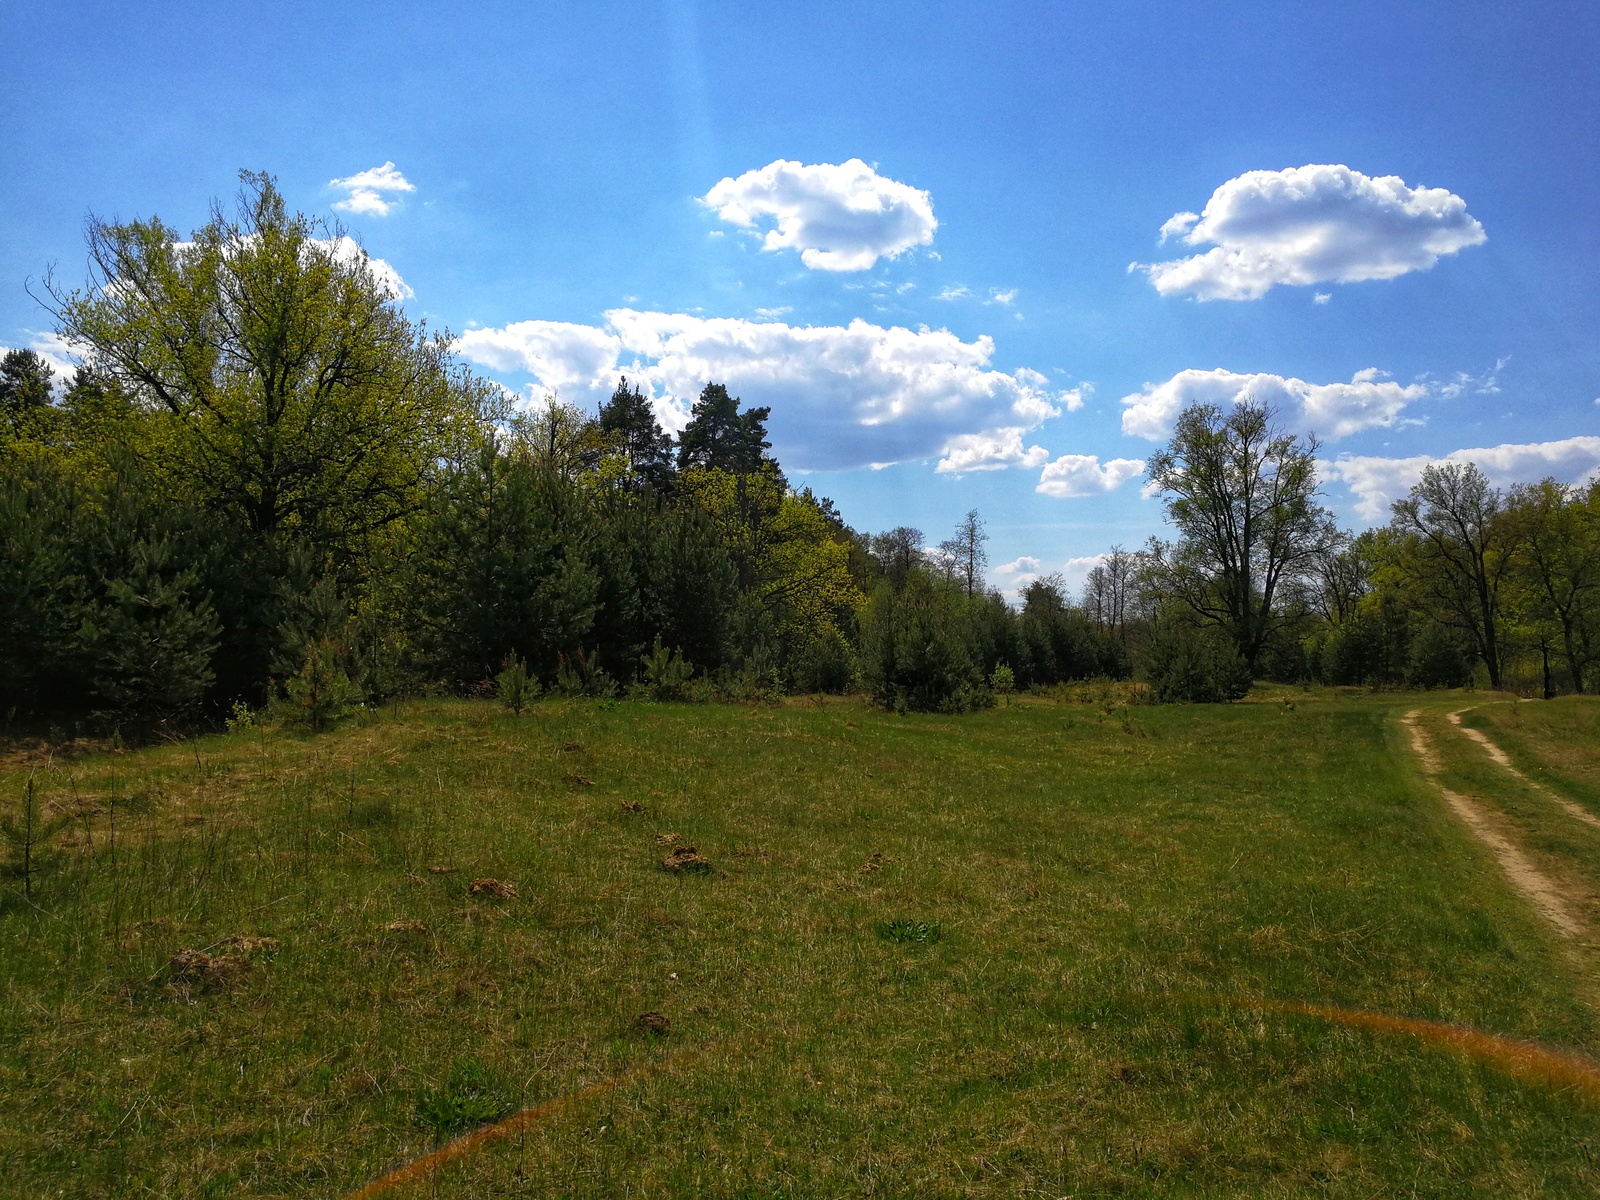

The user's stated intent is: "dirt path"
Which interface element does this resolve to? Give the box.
[1402,711,1585,939]
[1447,709,1600,832]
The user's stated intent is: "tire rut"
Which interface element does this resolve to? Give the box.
[1447,709,1600,832]
[1403,711,1586,940]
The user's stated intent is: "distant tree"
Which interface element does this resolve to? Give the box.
[1390,462,1516,690]
[1081,545,1135,642]
[869,526,925,590]
[1503,478,1599,693]
[0,349,56,442]
[676,383,773,474]
[1145,401,1336,673]
[940,509,989,597]
[598,376,675,490]
[512,394,608,481]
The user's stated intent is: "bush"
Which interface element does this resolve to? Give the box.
[282,640,363,731]
[1407,623,1472,689]
[859,576,991,713]
[495,653,538,713]
[642,636,694,700]
[1140,624,1252,704]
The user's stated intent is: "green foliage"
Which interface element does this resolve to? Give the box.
[642,637,693,700]
[282,640,363,731]
[675,383,773,475]
[495,653,537,714]
[554,649,615,699]
[860,575,992,713]
[990,662,1016,696]
[1,774,72,896]
[76,539,221,726]
[1406,622,1473,689]
[414,1059,516,1139]
[1140,622,1253,704]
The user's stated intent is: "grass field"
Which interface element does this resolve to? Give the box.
[4,690,1600,1197]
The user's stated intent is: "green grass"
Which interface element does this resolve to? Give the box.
[1463,695,1600,816]
[2,692,1600,1197]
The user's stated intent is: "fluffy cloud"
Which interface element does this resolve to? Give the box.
[454,310,1073,471]
[936,428,1050,474]
[701,159,936,272]
[1121,367,1428,442]
[1135,164,1485,300]
[1035,454,1145,498]
[330,162,415,217]
[1324,436,1600,520]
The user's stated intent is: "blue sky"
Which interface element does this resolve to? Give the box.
[4,1,1598,593]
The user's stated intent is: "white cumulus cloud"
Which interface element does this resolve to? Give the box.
[700,158,936,272]
[1324,436,1600,520]
[330,161,415,217]
[1121,367,1428,442]
[1036,454,1145,498]
[1135,164,1485,300]
[936,428,1050,474]
[455,310,1075,472]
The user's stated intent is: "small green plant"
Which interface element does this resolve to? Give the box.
[495,653,538,714]
[990,663,1015,702]
[874,918,942,945]
[2,772,72,896]
[284,640,363,732]
[414,1059,516,1139]
[643,636,694,700]
[555,650,615,699]
[224,700,256,732]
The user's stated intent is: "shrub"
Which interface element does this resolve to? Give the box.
[990,662,1016,698]
[283,640,363,731]
[1140,624,1252,704]
[495,653,538,713]
[1407,623,1473,689]
[642,636,694,700]
[859,577,991,713]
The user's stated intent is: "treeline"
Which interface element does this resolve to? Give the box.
[1070,405,1600,702]
[3,174,1592,733]
[0,175,1128,731]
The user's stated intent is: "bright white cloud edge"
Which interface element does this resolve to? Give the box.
[330,161,415,217]
[1324,436,1600,520]
[1135,164,1486,300]
[700,158,936,272]
[1122,367,1429,442]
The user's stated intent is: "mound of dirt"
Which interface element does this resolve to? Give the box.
[168,949,249,991]
[384,919,427,933]
[620,800,643,813]
[655,832,683,846]
[636,1011,671,1036]
[468,878,519,899]
[660,846,711,873]
[565,774,593,786]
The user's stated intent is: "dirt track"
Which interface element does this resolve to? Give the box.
[1403,711,1585,939]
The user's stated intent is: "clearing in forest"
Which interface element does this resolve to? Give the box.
[3,691,1600,1197]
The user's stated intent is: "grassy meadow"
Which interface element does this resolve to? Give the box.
[3,690,1600,1197]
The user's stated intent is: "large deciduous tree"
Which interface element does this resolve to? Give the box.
[1145,401,1335,672]
[47,170,495,562]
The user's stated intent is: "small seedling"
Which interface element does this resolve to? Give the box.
[874,918,941,945]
